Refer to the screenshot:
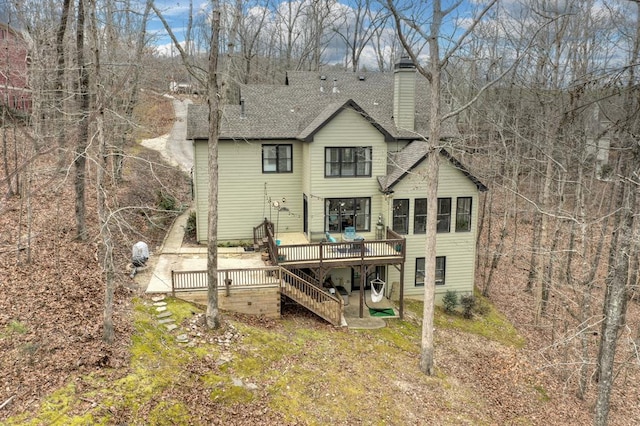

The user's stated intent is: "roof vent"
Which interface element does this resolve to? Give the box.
[240,97,246,119]
[332,78,339,94]
[358,75,366,81]
[320,75,327,80]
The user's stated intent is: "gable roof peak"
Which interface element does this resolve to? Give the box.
[379,141,487,192]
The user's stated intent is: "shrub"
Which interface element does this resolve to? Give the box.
[185,211,197,238]
[157,190,178,211]
[473,298,490,317]
[460,294,476,319]
[442,290,458,314]
[599,163,613,179]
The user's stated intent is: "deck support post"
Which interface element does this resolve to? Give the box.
[359,263,367,318]
[399,261,404,319]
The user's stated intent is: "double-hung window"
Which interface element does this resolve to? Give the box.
[262,144,292,173]
[415,257,446,286]
[435,257,446,285]
[437,198,451,233]
[414,198,427,234]
[456,197,472,232]
[393,199,409,234]
[325,147,372,177]
[415,258,425,287]
[325,198,370,232]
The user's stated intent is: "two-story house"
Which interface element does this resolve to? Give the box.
[186,58,487,311]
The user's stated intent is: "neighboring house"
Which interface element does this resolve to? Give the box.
[586,104,611,177]
[186,57,487,307]
[0,12,30,112]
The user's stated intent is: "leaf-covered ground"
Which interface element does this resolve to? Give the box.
[2,295,595,425]
[0,91,189,420]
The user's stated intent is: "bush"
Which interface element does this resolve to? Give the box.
[185,211,197,238]
[473,298,490,317]
[460,294,476,319]
[442,290,458,314]
[157,190,178,211]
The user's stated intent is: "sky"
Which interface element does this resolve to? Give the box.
[145,0,481,68]
[146,0,628,72]
[148,0,201,53]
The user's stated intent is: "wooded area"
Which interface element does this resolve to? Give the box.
[2,0,640,424]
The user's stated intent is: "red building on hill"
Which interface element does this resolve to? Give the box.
[0,14,30,112]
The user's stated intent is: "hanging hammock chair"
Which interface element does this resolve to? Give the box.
[370,277,386,303]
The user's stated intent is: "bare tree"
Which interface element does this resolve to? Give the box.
[206,0,222,329]
[152,0,221,329]
[332,0,388,71]
[237,1,269,83]
[594,4,640,424]
[387,0,498,375]
[74,0,89,241]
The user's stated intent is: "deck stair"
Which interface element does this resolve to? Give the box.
[252,220,272,250]
[280,268,343,326]
[251,219,405,323]
[288,268,321,286]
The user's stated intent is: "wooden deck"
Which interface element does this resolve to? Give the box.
[253,220,407,320]
[254,219,406,269]
[168,222,407,325]
[171,267,343,325]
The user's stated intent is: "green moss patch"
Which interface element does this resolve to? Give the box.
[148,401,190,425]
[406,296,525,348]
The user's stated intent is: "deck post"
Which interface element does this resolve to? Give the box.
[399,261,404,319]
[171,270,175,297]
[224,271,231,297]
[359,262,366,318]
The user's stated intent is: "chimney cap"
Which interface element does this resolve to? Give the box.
[395,55,415,70]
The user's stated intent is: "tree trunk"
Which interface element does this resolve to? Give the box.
[206,0,222,330]
[74,0,89,241]
[55,0,71,171]
[594,178,635,425]
[417,0,445,376]
[87,0,115,344]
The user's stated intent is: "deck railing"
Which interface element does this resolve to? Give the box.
[253,219,273,248]
[273,238,405,265]
[288,268,321,286]
[171,266,343,325]
[252,219,406,266]
[171,267,280,296]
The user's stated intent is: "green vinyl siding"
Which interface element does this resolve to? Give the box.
[385,158,480,300]
[193,139,304,242]
[304,107,388,240]
[393,68,416,131]
[192,105,483,306]
[193,139,209,243]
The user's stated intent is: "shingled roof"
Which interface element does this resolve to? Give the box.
[186,70,458,141]
[378,141,488,193]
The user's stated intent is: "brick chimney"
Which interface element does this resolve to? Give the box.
[393,56,416,131]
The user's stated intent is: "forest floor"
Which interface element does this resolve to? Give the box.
[0,92,638,425]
